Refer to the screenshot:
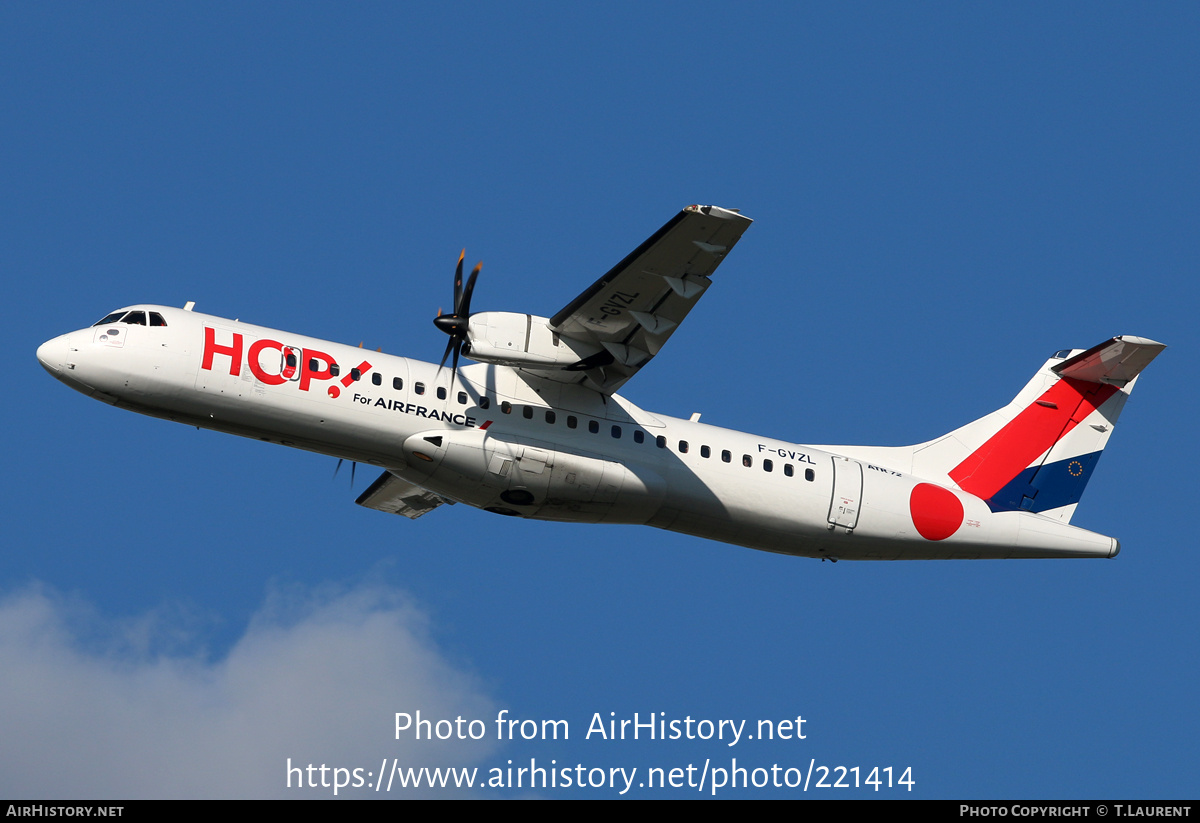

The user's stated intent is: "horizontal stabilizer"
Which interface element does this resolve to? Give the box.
[356,471,452,519]
[1051,335,1166,387]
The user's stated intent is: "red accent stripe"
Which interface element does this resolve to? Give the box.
[479,420,493,431]
[949,378,1118,500]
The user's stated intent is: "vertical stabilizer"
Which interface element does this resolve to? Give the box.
[921,336,1164,522]
[817,336,1164,524]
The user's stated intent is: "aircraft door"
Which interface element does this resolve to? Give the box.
[280,346,302,381]
[827,455,863,531]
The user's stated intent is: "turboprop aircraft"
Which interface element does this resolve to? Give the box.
[37,205,1164,560]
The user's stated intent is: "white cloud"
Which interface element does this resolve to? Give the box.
[0,582,498,798]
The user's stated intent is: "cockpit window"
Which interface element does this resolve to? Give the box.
[91,310,168,327]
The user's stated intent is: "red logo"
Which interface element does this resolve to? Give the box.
[201,327,370,394]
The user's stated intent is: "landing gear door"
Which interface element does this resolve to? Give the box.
[827,456,863,530]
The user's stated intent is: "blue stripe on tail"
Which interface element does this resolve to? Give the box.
[985,451,1103,514]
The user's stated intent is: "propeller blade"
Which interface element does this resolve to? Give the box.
[433,252,480,380]
[333,458,357,487]
[436,335,456,375]
[453,249,465,313]
[459,262,482,317]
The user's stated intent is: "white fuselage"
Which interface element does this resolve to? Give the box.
[38,305,1120,561]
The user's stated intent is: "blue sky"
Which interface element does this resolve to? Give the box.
[3,4,1197,798]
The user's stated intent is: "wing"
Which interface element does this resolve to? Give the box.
[546,204,752,394]
[356,471,453,519]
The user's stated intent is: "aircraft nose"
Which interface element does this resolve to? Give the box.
[36,335,67,375]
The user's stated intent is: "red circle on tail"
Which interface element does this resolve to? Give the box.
[909,483,964,541]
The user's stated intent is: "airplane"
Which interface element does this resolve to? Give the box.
[37,204,1165,561]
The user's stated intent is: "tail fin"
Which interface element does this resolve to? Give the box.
[823,336,1165,523]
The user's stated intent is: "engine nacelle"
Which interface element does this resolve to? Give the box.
[465,312,601,369]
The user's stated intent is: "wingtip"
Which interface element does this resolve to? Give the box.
[684,204,753,222]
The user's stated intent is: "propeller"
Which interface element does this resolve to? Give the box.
[433,250,482,383]
[333,458,357,487]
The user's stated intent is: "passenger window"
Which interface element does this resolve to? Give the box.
[330,363,340,377]
[393,377,403,390]
[350,368,362,381]
[763,459,773,472]
[149,312,167,327]
[634,430,645,444]
[415,382,425,395]
[784,464,794,477]
[805,468,815,482]
[545,410,556,424]
[372,373,382,386]
[656,436,666,449]
[523,406,533,419]
[742,455,752,468]
[437,387,447,400]
[701,445,711,458]
[458,392,468,405]
[588,420,599,433]
[678,441,688,453]
[612,425,621,438]
[501,401,512,414]
[479,396,490,409]
[721,450,731,463]
[567,415,578,429]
